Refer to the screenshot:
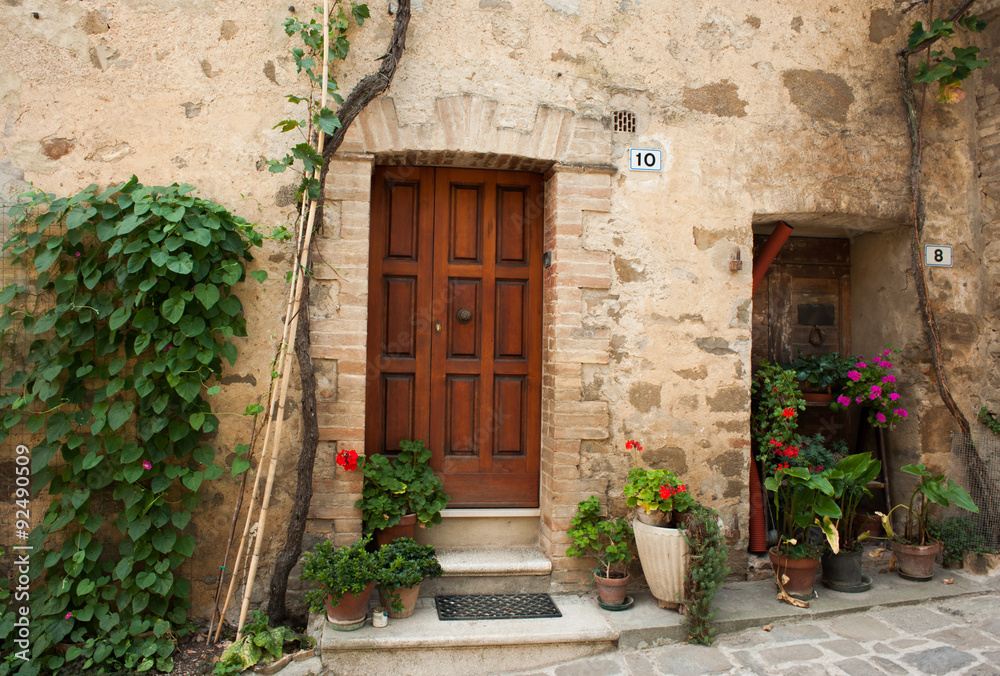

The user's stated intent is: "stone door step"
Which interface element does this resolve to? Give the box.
[310,568,993,675]
[421,546,552,596]
[311,592,618,676]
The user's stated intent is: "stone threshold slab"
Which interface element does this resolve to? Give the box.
[436,547,552,577]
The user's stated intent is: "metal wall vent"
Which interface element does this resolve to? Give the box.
[612,110,636,133]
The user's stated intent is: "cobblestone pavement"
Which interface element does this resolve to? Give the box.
[512,590,1000,675]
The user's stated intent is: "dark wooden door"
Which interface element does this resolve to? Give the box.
[366,166,543,507]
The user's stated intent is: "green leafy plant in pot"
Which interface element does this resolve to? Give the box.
[341,440,450,542]
[301,536,379,630]
[787,351,853,400]
[763,464,841,599]
[879,463,979,580]
[566,496,634,607]
[821,453,882,591]
[377,537,443,619]
[624,467,695,528]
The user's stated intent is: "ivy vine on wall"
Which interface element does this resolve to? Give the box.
[0,177,264,674]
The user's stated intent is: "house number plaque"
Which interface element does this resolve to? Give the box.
[924,245,953,267]
[629,148,662,172]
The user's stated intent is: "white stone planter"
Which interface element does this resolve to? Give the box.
[633,518,689,612]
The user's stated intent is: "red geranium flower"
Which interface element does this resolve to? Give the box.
[782,408,795,418]
[336,449,359,471]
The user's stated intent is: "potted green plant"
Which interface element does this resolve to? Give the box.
[566,496,634,607]
[927,516,992,568]
[682,504,729,644]
[622,440,696,611]
[376,537,443,619]
[301,536,379,631]
[787,351,853,402]
[879,463,979,580]
[763,460,841,599]
[821,453,882,591]
[341,440,450,543]
[623,468,695,527]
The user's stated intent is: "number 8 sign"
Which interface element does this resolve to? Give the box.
[629,148,662,172]
[924,245,953,267]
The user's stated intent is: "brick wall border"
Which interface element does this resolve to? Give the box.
[308,95,617,585]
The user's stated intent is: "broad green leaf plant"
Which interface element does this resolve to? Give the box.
[0,178,264,674]
[907,11,988,103]
[879,463,979,546]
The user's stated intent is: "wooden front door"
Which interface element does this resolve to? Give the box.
[366,166,543,508]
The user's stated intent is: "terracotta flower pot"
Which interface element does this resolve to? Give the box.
[324,582,376,628]
[893,540,940,581]
[635,508,668,527]
[594,573,630,606]
[802,392,834,403]
[769,549,819,599]
[378,582,422,619]
[375,513,417,546]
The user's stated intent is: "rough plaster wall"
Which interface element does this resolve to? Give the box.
[0,0,380,620]
[0,0,960,608]
[974,8,1000,425]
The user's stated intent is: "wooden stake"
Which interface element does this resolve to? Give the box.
[234,0,331,639]
[214,152,314,643]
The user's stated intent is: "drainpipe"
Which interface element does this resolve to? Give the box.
[748,221,793,553]
[752,221,793,294]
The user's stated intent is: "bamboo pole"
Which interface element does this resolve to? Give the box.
[213,150,315,643]
[234,0,331,639]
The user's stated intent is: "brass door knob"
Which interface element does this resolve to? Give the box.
[456,308,473,324]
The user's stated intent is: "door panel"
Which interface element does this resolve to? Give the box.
[367,166,542,507]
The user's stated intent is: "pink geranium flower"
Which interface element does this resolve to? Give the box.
[837,395,851,406]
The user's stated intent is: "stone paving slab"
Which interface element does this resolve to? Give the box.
[505,569,1000,676]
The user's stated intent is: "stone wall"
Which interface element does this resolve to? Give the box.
[1,0,992,618]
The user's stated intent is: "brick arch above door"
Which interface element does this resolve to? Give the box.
[308,94,617,589]
[336,95,614,169]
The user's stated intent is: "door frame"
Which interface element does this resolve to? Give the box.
[364,165,544,507]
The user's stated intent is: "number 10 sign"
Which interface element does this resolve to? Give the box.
[924,245,953,267]
[629,148,662,172]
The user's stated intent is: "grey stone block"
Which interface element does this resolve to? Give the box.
[902,647,976,675]
[728,651,767,675]
[760,644,824,665]
[554,657,624,676]
[869,657,907,675]
[821,639,868,657]
[651,644,735,675]
[874,607,956,635]
[767,624,831,642]
[927,628,1000,650]
[621,654,658,676]
[828,616,899,642]
[982,618,1000,638]
[834,658,884,676]
[888,638,927,651]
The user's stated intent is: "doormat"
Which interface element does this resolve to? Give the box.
[435,594,562,621]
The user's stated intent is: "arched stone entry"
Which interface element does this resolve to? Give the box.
[305,94,617,587]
